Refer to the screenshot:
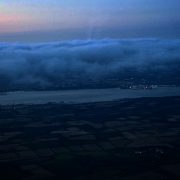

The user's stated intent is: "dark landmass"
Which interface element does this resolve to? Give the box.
[0,97,180,179]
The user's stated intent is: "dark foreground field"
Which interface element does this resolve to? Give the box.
[0,97,180,180]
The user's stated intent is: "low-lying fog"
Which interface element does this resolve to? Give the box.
[0,39,180,91]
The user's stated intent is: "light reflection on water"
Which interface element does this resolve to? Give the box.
[0,87,180,105]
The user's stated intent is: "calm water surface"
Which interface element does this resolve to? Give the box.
[0,87,180,105]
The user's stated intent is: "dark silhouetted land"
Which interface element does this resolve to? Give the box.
[0,96,180,179]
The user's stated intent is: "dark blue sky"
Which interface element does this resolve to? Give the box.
[0,0,180,41]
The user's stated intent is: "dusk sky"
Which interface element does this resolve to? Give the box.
[0,0,180,42]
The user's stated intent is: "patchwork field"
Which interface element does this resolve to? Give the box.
[0,97,180,179]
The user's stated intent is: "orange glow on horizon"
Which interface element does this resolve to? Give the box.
[0,14,25,22]
[0,14,21,33]
[0,14,34,33]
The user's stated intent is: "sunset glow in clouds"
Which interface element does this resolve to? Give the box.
[0,0,180,41]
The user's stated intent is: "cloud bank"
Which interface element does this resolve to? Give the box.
[0,39,180,90]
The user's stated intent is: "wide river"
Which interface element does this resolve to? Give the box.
[0,87,180,105]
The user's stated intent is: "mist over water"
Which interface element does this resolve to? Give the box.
[0,39,180,91]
